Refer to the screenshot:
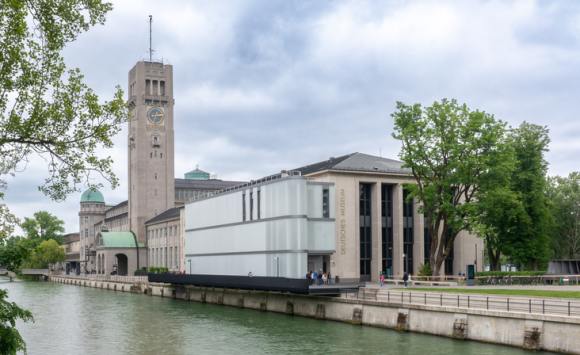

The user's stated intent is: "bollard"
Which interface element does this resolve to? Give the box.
[486,297,489,310]
[507,298,510,312]
[424,293,427,305]
[440,294,443,306]
[529,299,532,313]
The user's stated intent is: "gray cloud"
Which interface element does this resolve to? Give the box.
[4,0,580,233]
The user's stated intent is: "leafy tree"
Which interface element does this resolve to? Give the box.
[1,2,122,350]
[392,99,507,276]
[20,211,65,243]
[501,123,552,270]
[547,172,580,259]
[0,0,126,202]
[23,239,65,269]
[0,289,33,355]
[0,237,35,272]
[475,187,529,271]
[0,204,18,243]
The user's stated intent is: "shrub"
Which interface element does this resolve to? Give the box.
[418,263,432,277]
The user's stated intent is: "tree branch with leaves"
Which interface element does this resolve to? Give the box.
[392,99,507,276]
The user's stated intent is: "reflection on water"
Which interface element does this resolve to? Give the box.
[3,281,547,355]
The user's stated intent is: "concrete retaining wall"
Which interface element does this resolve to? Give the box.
[50,276,580,354]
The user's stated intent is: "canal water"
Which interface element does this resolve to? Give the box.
[3,281,550,355]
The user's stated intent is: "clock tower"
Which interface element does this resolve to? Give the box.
[127,61,175,244]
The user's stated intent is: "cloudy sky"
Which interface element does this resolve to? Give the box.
[3,0,580,233]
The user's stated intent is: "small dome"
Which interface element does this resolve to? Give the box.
[184,164,210,180]
[80,188,105,203]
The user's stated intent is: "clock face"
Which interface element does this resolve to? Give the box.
[147,106,164,124]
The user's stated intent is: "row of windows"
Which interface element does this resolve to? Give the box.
[149,246,179,269]
[150,151,163,158]
[145,79,166,96]
[242,190,261,222]
[175,189,214,203]
[147,225,179,243]
[363,183,454,277]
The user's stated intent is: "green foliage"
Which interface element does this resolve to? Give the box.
[20,211,65,243]
[0,205,19,244]
[547,172,580,259]
[392,99,507,275]
[148,267,169,274]
[0,289,33,355]
[22,239,65,269]
[418,263,432,277]
[0,0,126,201]
[0,237,35,272]
[501,123,552,270]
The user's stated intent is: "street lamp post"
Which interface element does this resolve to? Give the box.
[273,256,280,277]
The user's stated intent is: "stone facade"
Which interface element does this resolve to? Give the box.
[145,208,182,271]
[79,201,106,273]
[127,61,176,244]
[295,153,484,282]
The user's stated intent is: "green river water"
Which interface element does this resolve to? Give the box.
[2,280,551,354]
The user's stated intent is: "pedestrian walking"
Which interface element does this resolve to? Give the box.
[403,272,409,287]
[379,272,385,287]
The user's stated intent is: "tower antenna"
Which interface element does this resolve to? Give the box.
[148,15,153,62]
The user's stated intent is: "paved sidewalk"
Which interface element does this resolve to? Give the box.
[354,285,580,317]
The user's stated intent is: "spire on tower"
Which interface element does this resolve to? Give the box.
[148,15,153,62]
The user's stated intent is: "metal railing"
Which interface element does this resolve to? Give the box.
[54,274,148,283]
[349,289,580,317]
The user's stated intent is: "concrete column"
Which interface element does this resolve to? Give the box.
[413,200,424,275]
[371,182,382,282]
[392,184,404,278]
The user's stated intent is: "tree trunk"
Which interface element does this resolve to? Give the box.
[487,241,501,271]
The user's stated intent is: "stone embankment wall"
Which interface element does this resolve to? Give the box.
[50,276,580,354]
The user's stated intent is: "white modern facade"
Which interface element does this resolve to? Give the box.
[184,174,335,278]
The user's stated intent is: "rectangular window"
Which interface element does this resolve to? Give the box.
[322,187,330,218]
[145,79,151,95]
[359,183,372,281]
[160,80,165,95]
[257,189,261,219]
[249,191,254,221]
[381,185,393,275]
[152,80,158,95]
[403,188,414,274]
[242,193,246,221]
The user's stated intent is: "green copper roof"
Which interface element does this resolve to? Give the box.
[97,232,144,248]
[80,188,105,203]
[185,166,210,180]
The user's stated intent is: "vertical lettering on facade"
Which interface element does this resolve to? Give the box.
[339,188,346,255]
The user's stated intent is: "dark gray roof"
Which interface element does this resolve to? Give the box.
[146,207,182,225]
[174,178,245,190]
[105,200,128,213]
[63,233,80,243]
[295,152,410,175]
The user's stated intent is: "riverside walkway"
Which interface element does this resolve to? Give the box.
[356,285,580,317]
